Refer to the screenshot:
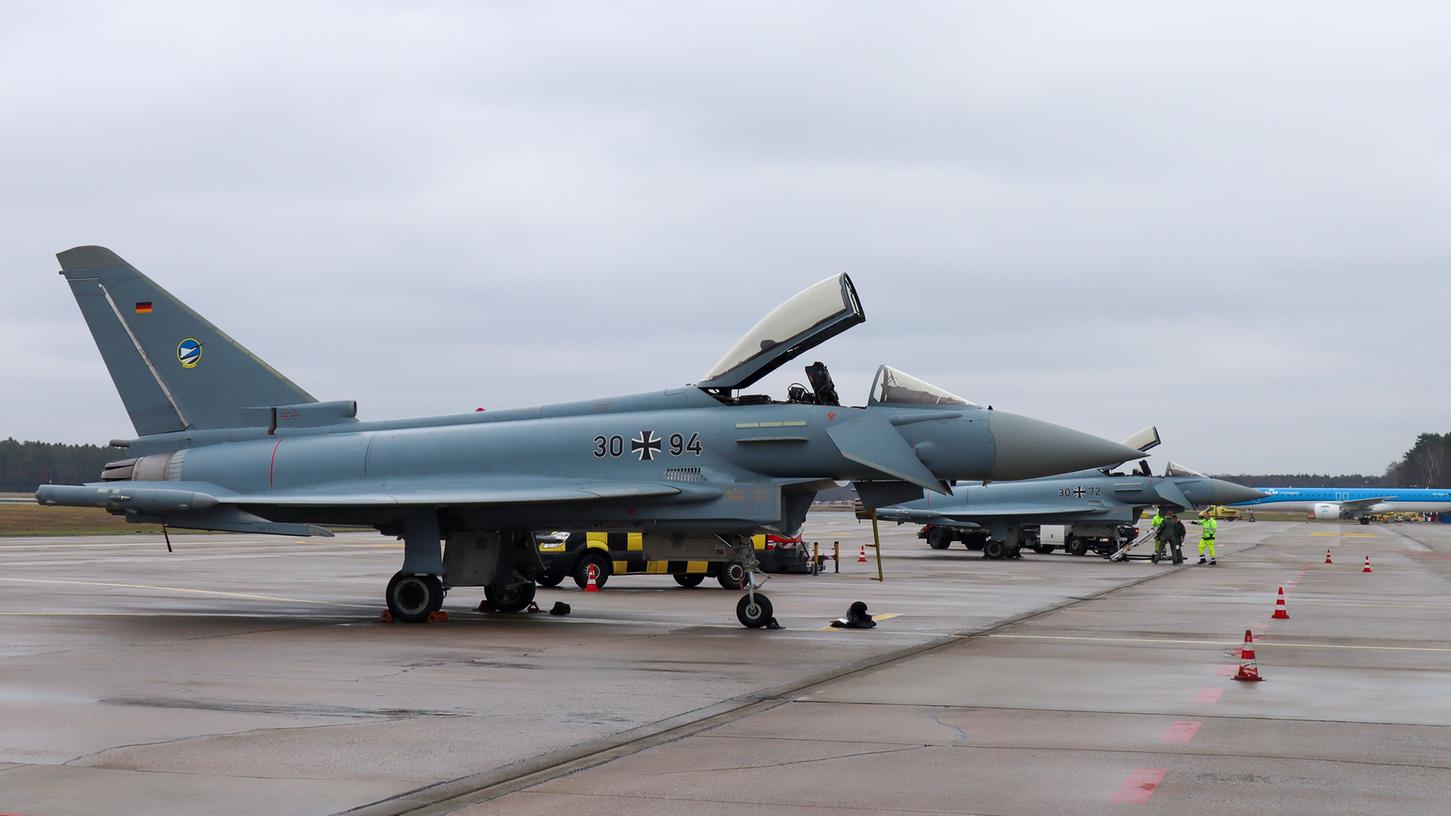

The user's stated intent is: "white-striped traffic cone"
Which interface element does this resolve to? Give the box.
[1234,629,1263,681]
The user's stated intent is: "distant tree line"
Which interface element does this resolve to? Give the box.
[1210,473,1383,488]
[0,438,123,492]
[1383,432,1451,488]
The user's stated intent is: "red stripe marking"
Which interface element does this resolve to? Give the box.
[1112,768,1167,803]
[1194,688,1223,704]
[269,439,282,487]
[1161,720,1201,744]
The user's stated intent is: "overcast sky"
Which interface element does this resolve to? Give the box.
[2,1,1448,475]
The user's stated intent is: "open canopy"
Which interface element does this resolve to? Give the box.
[697,273,864,391]
[868,366,976,407]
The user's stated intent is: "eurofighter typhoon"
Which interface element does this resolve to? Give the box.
[874,428,1265,559]
[37,248,1144,626]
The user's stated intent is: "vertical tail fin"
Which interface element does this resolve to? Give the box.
[57,246,315,436]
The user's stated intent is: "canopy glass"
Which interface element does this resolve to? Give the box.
[698,274,863,391]
[868,366,976,407]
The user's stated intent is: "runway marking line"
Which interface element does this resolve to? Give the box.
[987,633,1451,653]
[1194,688,1223,705]
[1112,768,1166,804]
[1161,720,1201,744]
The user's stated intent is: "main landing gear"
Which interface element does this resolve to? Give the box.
[385,510,448,623]
[386,572,445,623]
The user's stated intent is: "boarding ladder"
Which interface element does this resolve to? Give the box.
[1109,527,1157,562]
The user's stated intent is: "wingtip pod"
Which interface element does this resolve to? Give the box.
[987,411,1149,481]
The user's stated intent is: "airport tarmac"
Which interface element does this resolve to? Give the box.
[1,516,1449,815]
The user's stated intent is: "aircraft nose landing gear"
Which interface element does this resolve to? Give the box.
[724,534,777,629]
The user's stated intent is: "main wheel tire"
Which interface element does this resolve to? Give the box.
[736,593,774,628]
[386,572,445,623]
[927,527,954,550]
[572,554,612,589]
[673,573,706,588]
[983,539,1007,560]
[1065,537,1089,557]
[535,573,565,588]
[484,581,537,613]
[1031,544,1052,555]
[717,563,746,589]
[1006,543,1022,559]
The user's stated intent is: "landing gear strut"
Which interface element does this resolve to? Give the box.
[723,534,773,629]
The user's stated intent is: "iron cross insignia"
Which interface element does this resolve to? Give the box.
[631,430,662,462]
[1072,486,1086,498]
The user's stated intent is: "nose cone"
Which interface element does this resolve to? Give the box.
[1209,479,1268,506]
[987,411,1147,480]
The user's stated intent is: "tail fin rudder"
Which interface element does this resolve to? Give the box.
[58,246,315,436]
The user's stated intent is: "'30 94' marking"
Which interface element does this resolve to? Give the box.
[593,430,703,462]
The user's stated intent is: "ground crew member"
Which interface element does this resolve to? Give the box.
[1150,508,1164,535]
[1152,510,1185,565]
[1193,510,1218,565]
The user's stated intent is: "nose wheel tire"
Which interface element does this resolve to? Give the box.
[982,539,1007,560]
[484,581,537,613]
[535,573,565,588]
[673,574,706,588]
[386,572,445,623]
[736,593,774,628]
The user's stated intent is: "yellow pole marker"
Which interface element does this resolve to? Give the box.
[871,509,884,582]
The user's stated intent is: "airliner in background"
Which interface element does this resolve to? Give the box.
[1228,487,1451,523]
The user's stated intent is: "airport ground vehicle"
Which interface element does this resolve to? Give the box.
[535,531,814,590]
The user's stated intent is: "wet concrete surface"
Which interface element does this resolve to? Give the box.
[1,516,1448,814]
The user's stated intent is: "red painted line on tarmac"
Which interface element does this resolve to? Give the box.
[1194,688,1223,704]
[1112,768,1167,803]
[1161,720,1201,744]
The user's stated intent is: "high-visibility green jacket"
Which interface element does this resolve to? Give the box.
[1201,517,1218,539]
[1151,512,1164,529]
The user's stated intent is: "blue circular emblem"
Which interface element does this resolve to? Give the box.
[177,338,203,369]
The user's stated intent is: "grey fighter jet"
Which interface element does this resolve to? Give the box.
[36,247,1145,626]
[873,428,1266,559]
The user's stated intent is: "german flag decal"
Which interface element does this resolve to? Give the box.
[134,302,153,314]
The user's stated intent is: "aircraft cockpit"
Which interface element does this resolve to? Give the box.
[696,273,976,411]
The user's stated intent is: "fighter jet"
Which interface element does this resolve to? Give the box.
[36,247,1145,626]
[872,428,1266,559]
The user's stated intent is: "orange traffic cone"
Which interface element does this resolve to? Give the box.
[584,563,602,592]
[1234,629,1264,681]
[1324,548,1333,565]
[857,543,868,563]
[1362,555,1373,574]
[1271,586,1290,619]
